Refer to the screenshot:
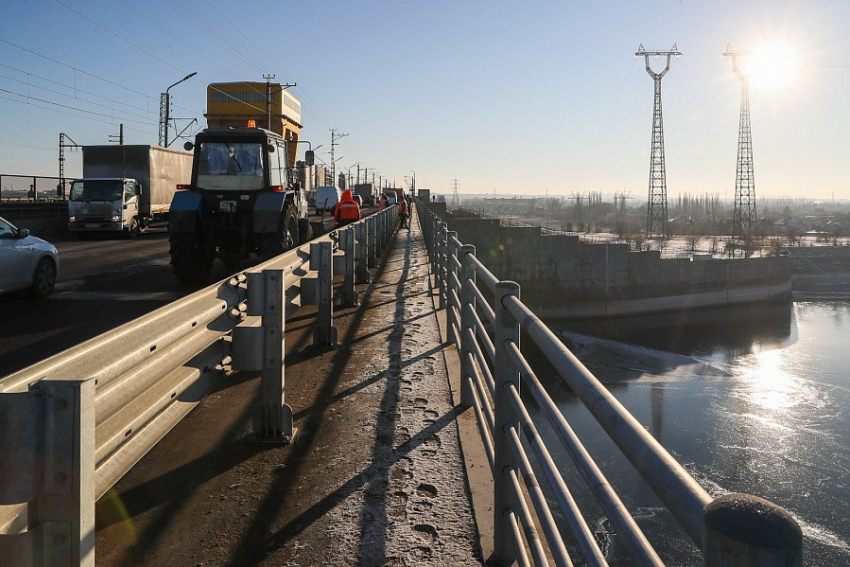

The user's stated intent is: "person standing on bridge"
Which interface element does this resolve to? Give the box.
[334,189,361,228]
[398,197,409,229]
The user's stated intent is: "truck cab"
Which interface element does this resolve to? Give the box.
[68,178,142,238]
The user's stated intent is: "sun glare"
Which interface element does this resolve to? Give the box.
[746,42,800,91]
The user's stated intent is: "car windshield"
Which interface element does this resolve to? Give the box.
[69,180,124,201]
[196,142,264,191]
[0,216,17,238]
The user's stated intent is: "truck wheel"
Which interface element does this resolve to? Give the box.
[298,217,313,244]
[126,217,140,239]
[170,232,212,284]
[262,207,299,260]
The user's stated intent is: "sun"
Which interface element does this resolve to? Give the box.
[746,42,800,91]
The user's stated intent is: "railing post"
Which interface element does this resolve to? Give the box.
[429,217,438,288]
[375,213,384,258]
[437,222,448,310]
[431,221,441,288]
[703,493,802,567]
[356,221,369,284]
[340,226,358,306]
[493,280,521,564]
[256,269,296,442]
[367,217,377,268]
[446,231,458,346]
[459,245,477,407]
[311,241,338,347]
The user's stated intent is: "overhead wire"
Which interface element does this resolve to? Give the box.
[0,62,154,116]
[0,73,154,122]
[53,0,186,75]
[0,93,157,136]
[4,1,375,175]
[0,87,157,127]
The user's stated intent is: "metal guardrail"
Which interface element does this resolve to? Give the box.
[417,202,803,567]
[0,206,398,566]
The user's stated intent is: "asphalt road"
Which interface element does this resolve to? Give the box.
[0,229,220,378]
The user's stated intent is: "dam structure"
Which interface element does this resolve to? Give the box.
[430,204,791,319]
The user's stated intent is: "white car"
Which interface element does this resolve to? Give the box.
[0,216,60,298]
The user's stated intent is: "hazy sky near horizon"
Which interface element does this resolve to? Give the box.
[1,0,848,200]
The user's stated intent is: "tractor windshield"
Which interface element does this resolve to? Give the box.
[196,142,264,191]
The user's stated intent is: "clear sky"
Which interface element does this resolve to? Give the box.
[1,0,848,200]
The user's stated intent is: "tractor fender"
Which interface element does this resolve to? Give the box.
[169,191,202,233]
[254,191,292,233]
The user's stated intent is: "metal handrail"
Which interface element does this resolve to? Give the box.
[416,202,802,566]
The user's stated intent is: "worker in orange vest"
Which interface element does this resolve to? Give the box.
[398,198,409,228]
[334,189,361,228]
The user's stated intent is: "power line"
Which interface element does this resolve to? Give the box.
[0,140,56,151]
[0,38,155,101]
[0,92,157,138]
[53,0,186,74]
[0,73,153,122]
[0,62,153,116]
[0,86,158,126]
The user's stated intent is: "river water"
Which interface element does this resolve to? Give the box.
[535,300,850,566]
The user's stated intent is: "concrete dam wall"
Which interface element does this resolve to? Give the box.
[433,210,791,319]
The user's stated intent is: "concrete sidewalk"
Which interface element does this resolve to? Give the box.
[95,209,485,565]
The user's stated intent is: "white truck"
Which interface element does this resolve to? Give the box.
[68,145,193,238]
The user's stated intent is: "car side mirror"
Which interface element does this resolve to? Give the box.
[17,228,30,238]
[184,141,194,151]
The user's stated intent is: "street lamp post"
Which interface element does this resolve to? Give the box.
[161,72,197,147]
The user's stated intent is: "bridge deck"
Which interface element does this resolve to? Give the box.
[94,211,486,565]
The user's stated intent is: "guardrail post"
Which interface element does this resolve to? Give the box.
[703,493,802,567]
[493,280,521,564]
[459,245,477,407]
[340,227,358,306]
[255,269,295,442]
[446,231,458,346]
[355,221,369,284]
[312,241,338,347]
[0,378,96,566]
[367,217,377,268]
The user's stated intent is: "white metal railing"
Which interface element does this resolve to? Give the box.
[0,206,398,566]
[418,202,803,567]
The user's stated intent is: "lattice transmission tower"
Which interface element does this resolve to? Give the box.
[636,44,681,238]
[724,46,757,240]
[450,177,460,209]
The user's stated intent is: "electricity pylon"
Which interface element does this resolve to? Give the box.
[724,45,757,241]
[636,44,681,238]
[450,177,460,209]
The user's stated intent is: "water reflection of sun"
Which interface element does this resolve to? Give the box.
[743,349,795,410]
